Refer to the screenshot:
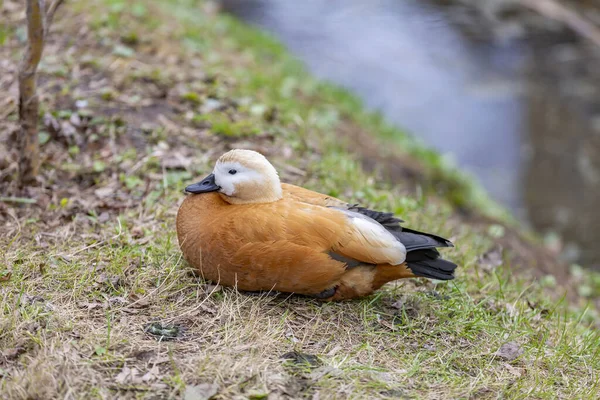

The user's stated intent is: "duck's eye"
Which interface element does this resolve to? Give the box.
[228,169,237,175]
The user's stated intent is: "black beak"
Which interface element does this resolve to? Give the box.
[185,173,220,194]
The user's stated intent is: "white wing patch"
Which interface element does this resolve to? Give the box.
[332,207,406,265]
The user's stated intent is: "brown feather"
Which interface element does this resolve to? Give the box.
[177,184,416,300]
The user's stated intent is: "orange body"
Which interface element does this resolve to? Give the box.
[176,184,415,301]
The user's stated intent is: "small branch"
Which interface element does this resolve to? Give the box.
[0,197,38,204]
[521,0,600,48]
[17,0,46,185]
[46,0,65,27]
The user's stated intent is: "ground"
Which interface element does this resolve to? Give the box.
[1,0,600,399]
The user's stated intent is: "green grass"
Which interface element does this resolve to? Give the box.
[0,0,599,399]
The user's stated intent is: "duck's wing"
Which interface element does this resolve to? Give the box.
[281,183,452,250]
[282,183,404,228]
[327,207,407,266]
[247,199,408,266]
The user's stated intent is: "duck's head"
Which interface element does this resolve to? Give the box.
[185,149,283,204]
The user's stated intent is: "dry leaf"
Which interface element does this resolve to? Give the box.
[141,366,160,382]
[128,293,151,308]
[390,299,404,309]
[378,319,398,331]
[0,272,11,282]
[184,383,219,400]
[131,226,144,238]
[504,363,524,377]
[78,302,102,310]
[94,187,114,198]
[115,366,160,385]
[203,284,222,294]
[495,342,524,361]
[115,366,140,385]
[96,273,121,288]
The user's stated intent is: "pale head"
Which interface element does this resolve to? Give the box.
[185,149,283,204]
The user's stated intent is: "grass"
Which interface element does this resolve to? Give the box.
[0,0,599,398]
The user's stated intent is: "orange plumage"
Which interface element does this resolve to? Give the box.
[176,149,457,301]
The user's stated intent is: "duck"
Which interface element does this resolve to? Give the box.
[176,149,457,301]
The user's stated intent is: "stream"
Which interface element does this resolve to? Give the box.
[220,0,600,268]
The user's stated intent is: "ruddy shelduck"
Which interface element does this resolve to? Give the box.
[176,149,457,301]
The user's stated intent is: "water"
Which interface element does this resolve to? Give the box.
[220,0,600,267]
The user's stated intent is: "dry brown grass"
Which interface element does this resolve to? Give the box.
[1,0,599,399]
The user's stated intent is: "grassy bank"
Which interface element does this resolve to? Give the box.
[1,0,599,398]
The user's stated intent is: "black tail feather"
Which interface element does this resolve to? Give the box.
[392,228,454,251]
[406,248,457,281]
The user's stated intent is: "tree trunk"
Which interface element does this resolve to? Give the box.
[17,0,46,185]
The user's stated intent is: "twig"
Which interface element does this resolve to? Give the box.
[0,197,38,204]
[16,0,65,186]
[17,0,46,185]
[521,0,600,48]
[46,0,65,27]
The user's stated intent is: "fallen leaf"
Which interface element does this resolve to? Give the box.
[325,345,342,357]
[128,293,151,308]
[390,299,404,309]
[94,187,114,198]
[131,226,144,239]
[184,383,219,400]
[141,366,160,382]
[422,342,436,351]
[115,366,140,385]
[98,212,110,223]
[21,294,45,305]
[96,273,121,288]
[503,363,524,377]
[132,350,156,362]
[203,284,222,294]
[198,303,218,315]
[0,272,11,282]
[107,296,127,306]
[389,296,420,318]
[78,302,102,310]
[378,319,398,331]
[495,342,524,361]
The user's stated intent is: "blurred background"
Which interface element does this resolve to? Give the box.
[220,0,600,269]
